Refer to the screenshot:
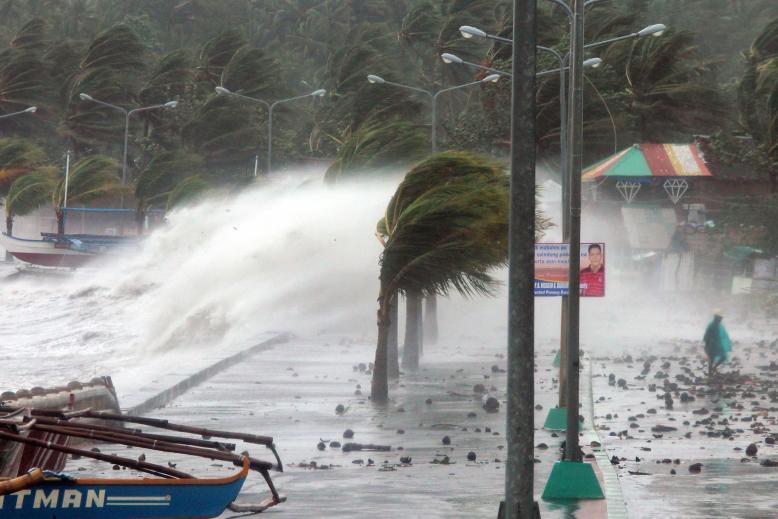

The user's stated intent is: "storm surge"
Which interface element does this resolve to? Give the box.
[0,171,400,388]
[0,168,714,392]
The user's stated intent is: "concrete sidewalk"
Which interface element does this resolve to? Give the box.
[66,336,614,518]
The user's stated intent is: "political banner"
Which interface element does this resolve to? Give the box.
[535,243,605,297]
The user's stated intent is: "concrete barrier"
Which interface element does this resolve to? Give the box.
[127,333,291,416]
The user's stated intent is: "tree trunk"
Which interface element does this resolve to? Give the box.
[423,294,439,345]
[417,292,424,356]
[56,211,65,235]
[371,296,391,404]
[402,290,422,370]
[136,208,146,236]
[387,292,399,380]
[3,215,11,261]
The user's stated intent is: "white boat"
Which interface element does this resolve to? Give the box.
[0,233,134,268]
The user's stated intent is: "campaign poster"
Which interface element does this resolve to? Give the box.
[534,243,605,297]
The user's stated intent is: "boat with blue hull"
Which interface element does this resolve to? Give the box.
[0,406,286,516]
[0,457,261,518]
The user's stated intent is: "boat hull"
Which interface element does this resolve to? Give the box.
[0,462,248,519]
[0,233,95,268]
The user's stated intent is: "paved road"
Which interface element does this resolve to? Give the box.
[66,336,608,518]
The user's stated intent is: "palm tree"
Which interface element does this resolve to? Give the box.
[6,154,123,234]
[197,29,245,85]
[739,18,778,190]
[0,138,46,234]
[166,174,208,210]
[63,24,147,147]
[601,29,729,143]
[4,164,55,235]
[372,152,511,403]
[135,150,203,232]
[324,115,429,183]
[372,152,552,401]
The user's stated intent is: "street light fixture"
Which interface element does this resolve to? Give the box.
[365,74,500,153]
[441,52,602,78]
[0,106,37,119]
[78,93,178,192]
[215,86,326,174]
[638,23,666,38]
[457,23,666,51]
[455,21,664,419]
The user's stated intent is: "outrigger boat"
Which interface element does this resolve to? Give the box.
[0,406,285,517]
[0,232,137,268]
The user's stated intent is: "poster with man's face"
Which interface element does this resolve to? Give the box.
[579,243,605,297]
[534,243,605,297]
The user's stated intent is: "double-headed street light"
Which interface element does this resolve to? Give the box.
[366,73,501,153]
[78,93,178,188]
[441,52,602,78]
[215,86,326,175]
[458,16,668,509]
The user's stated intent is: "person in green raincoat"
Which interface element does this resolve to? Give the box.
[703,311,731,376]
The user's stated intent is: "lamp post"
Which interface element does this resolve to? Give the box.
[442,52,602,78]
[505,0,537,514]
[366,75,435,151]
[79,94,177,189]
[366,73,500,353]
[456,22,664,412]
[215,86,325,175]
[366,73,500,153]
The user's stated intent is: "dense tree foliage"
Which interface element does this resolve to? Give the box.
[0,0,773,211]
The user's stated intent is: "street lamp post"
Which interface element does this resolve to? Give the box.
[79,94,178,189]
[366,73,501,356]
[214,86,325,175]
[505,0,537,515]
[366,75,435,150]
[441,52,603,79]
[456,21,664,412]
[366,73,500,153]
[456,15,667,502]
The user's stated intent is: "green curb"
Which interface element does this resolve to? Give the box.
[552,350,560,367]
[543,406,567,430]
[542,460,605,500]
[583,358,629,518]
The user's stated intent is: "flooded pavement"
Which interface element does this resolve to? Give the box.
[592,325,778,518]
[66,336,608,518]
[53,292,778,518]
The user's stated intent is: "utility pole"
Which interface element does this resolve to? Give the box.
[505,0,536,516]
[564,0,585,464]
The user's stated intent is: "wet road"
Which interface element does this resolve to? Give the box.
[66,336,606,518]
[592,330,778,518]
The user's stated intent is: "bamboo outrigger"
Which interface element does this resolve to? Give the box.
[0,406,285,517]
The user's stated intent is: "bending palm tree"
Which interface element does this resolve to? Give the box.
[372,154,511,403]
[0,138,46,234]
[6,155,123,234]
